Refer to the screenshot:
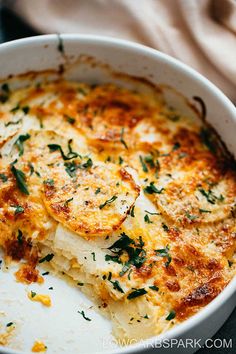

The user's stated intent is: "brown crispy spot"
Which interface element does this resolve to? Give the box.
[165,280,180,292]
[164,265,177,276]
[4,234,38,266]
[15,263,44,284]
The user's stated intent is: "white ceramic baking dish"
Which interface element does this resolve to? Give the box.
[0,34,235,354]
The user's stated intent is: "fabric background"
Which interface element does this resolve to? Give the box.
[6,0,236,102]
[0,2,235,353]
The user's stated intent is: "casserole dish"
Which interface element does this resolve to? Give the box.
[0,34,235,354]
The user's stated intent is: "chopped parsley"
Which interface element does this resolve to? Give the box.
[65,115,75,124]
[144,210,160,215]
[118,156,124,165]
[99,195,117,209]
[172,142,181,151]
[139,156,148,172]
[110,279,124,293]
[198,188,224,204]
[14,133,30,156]
[13,205,24,215]
[139,155,160,176]
[39,253,54,263]
[42,271,49,276]
[5,118,22,127]
[28,162,34,176]
[144,214,152,223]
[78,310,91,321]
[155,245,171,267]
[6,322,14,327]
[91,252,96,261]
[149,285,159,291]
[17,229,23,244]
[144,182,164,194]
[162,223,169,232]
[129,205,135,217]
[22,106,30,114]
[10,103,20,113]
[185,212,198,221]
[64,157,93,177]
[43,179,54,186]
[48,139,78,160]
[127,288,147,300]
[95,187,101,195]
[105,255,121,264]
[120,127,128,149]
[31,291,36,298]
[11,163,29,195]
[106,232,146,276]
[0,173,8,182]
[199,208,212,213]
[64,197,73,207]
[82,158,93,169]
[166,310,176,321]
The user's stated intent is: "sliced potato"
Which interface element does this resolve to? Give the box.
[42,161,139,237]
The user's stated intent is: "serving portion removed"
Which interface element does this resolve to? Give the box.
[0,78,235,347]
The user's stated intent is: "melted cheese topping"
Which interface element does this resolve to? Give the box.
[31,341,47,352]
[0,79,235,344]
[28,292,51,307]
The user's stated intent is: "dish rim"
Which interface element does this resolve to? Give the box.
[0,34,235,354]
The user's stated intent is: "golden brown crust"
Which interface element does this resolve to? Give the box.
[0,79,235,328]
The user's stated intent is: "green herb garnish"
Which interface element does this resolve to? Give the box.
[198,188,224,204]
[65,115,75,124]
[144,214,152,223]
[39,253,54,263]
[22,106,30,114]
[127,288,147,300]
[99,195,117,209]
[5,119,22,127]
[166,310,176,321]
[144,210,160,215]
[6,322,13,327]
[0,173,8,182]
[48,139,78,160]
[199,208,212,213]
[144,182,164,194]
[95,187,101,195]
[78,310,91,321]
[91,252,96,261]
[43,179,54,186]
[14,205,24,215]
[162,223,169,232]
[185,213,198,221]
[139,156,148,172]
[14,133,30,156]
[120,127,128,149]
[129,205,135,217]
[118,156,124,165]
[155,245,171,267]
[17,229,23,244]
[149,285,159,291]
[11,163,29,195]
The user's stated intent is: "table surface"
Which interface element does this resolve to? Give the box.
[0,6,235,354]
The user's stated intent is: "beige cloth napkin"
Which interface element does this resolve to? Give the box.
[9,0,236,102]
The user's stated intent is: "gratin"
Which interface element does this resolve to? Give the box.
[0,80,235,342]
